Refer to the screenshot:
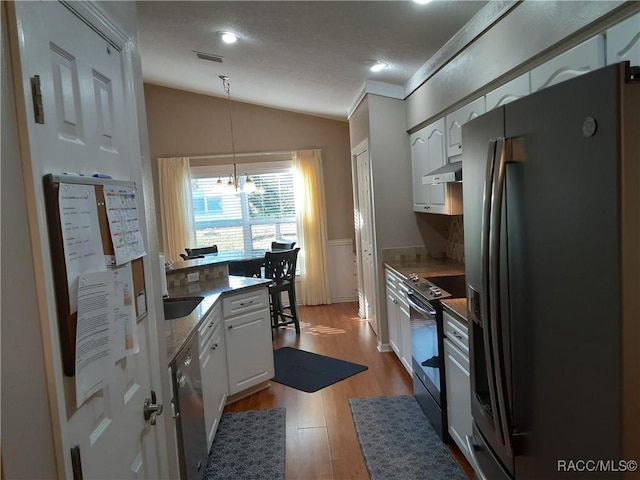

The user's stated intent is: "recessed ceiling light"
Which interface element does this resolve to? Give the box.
[220,32,238,44]
[413,0,433,4]
[370,61,388,72]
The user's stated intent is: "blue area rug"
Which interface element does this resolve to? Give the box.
[204,408,285,480]
[349,395,467,480]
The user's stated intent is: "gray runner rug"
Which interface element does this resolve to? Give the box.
[349,395,466,480]
[204,408,286,480]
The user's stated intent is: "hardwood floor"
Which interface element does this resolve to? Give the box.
[223,302,473,479]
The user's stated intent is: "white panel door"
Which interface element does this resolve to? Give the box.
[411,118,447,213]
[606,12,640,66]
[485,73,531,111]
[12,2,164,478]
[530,35,605,92]
[356,148,377,333]
[446,97,486,158]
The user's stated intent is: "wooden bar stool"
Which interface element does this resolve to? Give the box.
[264,247,300,333]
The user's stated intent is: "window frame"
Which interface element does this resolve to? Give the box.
[190,160,298,254]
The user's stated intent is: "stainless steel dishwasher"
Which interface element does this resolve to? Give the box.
[172,336,207,480]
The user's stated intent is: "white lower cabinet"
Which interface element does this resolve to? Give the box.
[385,268,412,375]
[443,309,473,465]
[223,288,274,395]
[198,302,227,450]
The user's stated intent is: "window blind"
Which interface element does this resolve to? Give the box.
[190,162,298,254]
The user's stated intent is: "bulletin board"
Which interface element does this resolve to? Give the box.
[43,174,147,377]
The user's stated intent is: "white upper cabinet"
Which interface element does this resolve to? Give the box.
[485,73,531,111]
[411,118,446,213]
[530,35,605,92]
[606,12,640,66]
[446,97,486,158]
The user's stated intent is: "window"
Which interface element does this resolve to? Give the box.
[190,161,298,254]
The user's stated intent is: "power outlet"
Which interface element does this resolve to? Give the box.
[187,271,200,283]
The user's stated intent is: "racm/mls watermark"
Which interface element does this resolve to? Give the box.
[557,459,638,473]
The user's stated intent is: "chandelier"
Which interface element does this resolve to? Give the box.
[218,75,256,194]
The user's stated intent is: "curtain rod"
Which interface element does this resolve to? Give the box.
[188,150,294,161]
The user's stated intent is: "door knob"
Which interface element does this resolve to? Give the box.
[143,390,164,425]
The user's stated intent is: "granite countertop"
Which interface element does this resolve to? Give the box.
[164,275,270,363]
[168,251,266,273]
[384,257,465,280]
[384,257,468,322]
[441,298,468,323]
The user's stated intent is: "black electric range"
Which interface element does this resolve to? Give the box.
[403,273,466,441]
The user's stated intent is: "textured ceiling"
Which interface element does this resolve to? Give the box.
[137,1,489,120]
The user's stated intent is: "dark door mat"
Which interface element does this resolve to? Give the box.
[272,347,368,393]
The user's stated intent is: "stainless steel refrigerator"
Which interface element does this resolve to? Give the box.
[462,62,639,480]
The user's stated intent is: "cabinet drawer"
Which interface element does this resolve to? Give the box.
[443,310,468,353]
[385,269,400,292]
[222,287,269,318]
[198,302,221,352]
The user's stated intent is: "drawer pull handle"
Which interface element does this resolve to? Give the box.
[452,331,463,339]
[239,300,254,307]
[228,325,234,330]
[211,343,218,350]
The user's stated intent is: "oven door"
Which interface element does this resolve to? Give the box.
[406,291,442,404]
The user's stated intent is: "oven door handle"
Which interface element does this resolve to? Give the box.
[406,292,436,317]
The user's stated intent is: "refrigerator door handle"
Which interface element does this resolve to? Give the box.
[480,139,503,444]
[489,137,514,457]
[465,435,489,480]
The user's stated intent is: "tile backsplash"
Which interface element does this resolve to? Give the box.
[446,216,465,263]
[383,215,465,264]
[165,264,227,289]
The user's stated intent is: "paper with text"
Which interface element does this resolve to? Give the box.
[112,264,139,359]
[75,271,113,408]
[59,184,106,313]
[104,185,146,265]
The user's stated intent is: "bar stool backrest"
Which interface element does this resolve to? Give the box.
[265,247,300,282]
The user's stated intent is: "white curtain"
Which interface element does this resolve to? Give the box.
[158,157,195,263]
[294,149,331,305]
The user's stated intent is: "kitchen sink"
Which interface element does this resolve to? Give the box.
[163,296,204,320]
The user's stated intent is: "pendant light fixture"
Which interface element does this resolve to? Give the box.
[218,75,256,194]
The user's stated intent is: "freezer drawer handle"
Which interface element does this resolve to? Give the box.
[465,436,489,480]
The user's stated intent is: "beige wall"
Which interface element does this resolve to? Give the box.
[144,84,354,250]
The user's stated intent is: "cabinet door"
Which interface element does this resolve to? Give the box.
[606,12,640,66]
[398,297,412,375]
[530,35,605,92]
[199,303,225,450]
[485,73,530,111]
[225,307,274,395]
[207,326,228,449]
[386,290,401,356]
[411,118,446,213]
[444,338,473,465]
[446,97,486,158]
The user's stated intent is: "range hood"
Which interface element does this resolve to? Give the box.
[422,162,462,184]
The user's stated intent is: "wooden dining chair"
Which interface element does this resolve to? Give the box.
[271,241,296,251]
[264,247,300,333]
[185,245,218,256]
